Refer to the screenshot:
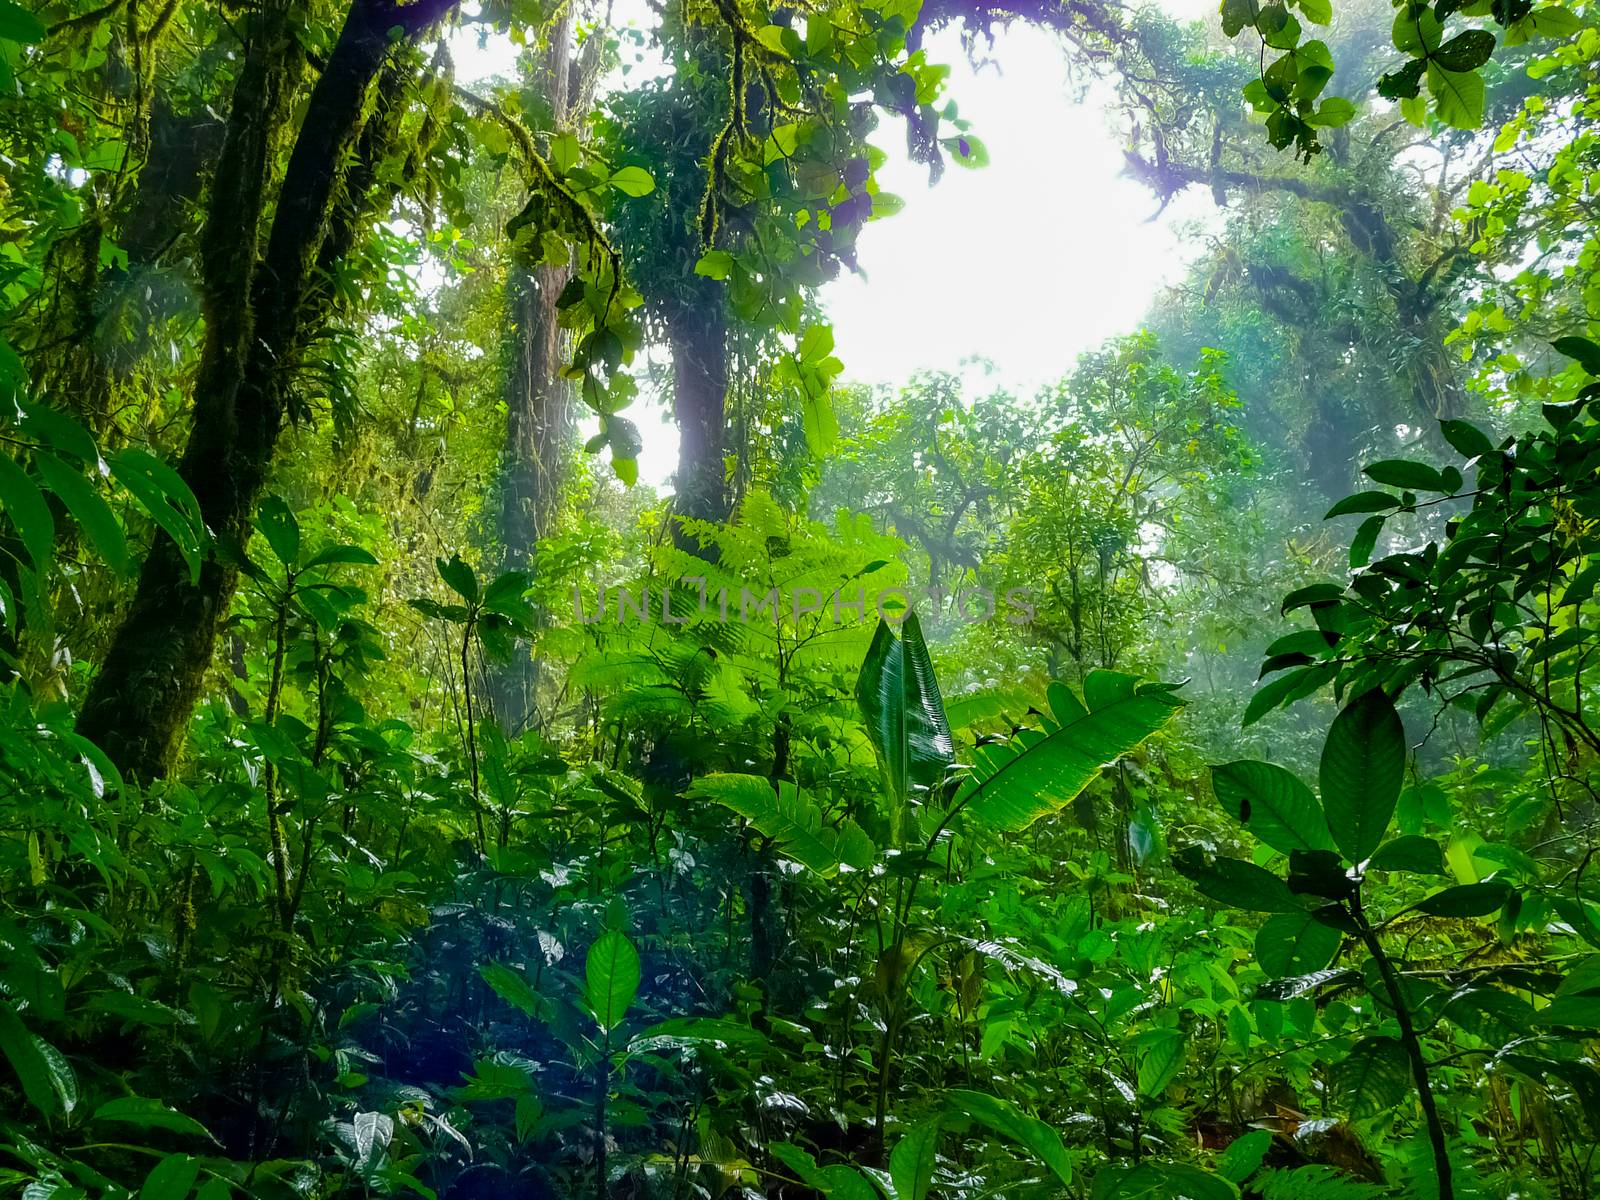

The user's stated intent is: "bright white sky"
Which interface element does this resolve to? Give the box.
[451,4,1220,488]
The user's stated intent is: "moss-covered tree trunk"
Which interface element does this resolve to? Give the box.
[77,0,459,780]
[668,299,730,539]
[489,12,594,736]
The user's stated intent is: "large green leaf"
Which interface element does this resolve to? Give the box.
[34,452,129,576]
[1318,689,1405,862]
[1411,881,1512,917]
[107,448,205,583]
[0,0,46,42]
[0,1001,73,1117]
[584,929,639,1032]
[768,1143,880,1200]
[1211,760,1332,853]
[1091,1162,1238,1200]
[140,1154,199,1200]
[0,453,54,574]
[255,495,301,569]
[889,1117,943,1200]
[688,773,876,876]
[956,672,1183,832]
[1330,1035,1410,1116]
[1255,910,1342,977]
[93,1096,214,1140]
[1173,848,1304,913]
[856,612,954,840]
[945,1089,1073,1185]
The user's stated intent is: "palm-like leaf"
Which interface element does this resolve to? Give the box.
[688,773,876,876]
[955,671,1183,832]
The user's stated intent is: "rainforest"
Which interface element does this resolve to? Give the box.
[2,0,1600,1196]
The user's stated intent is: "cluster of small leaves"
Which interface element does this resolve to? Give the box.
[1220,0,1584,157]
[1246,337,1600,752]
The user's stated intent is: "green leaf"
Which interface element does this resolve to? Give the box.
[1368,835,1446,875]
[1135,1027,1185,1096]
[1174,848,1304,913]
[1092,1162,1238,1200]
[627,1017,767,1055]
[694,250,734,280]
[1280,582,1344,612]
[608,165,655,197]
[957,673,1182,831]
[584,929,640,1031]
[1528,5,1582,36]
[33,452,129,576]
[755,23,792,54]
[479,963,541,1017]
[946,134,989,168]
[1363,459,1446,492]
[1379,57,1426,98]
[945,1089,1073,1185]
[1553,336,1600,375]
[1331,1036,1410,1115]
[457,1053,537,1099]
[1243,662,1338,725]
[17,400,100,462]
[1212,760,1333,853]
[436,553,478,603]
[856,612,953,840]
[1412,881,1512,916]
[93,1096,215,1140]
[140,1154,199,1200]
[889,1117,943,1200]
[1255,910,1342,977]
[1439,417,1495,458]
[1534,993,1600,1028]
[107,448,205,583]
[0,1001,73,1117]
[1349,515,1384,568]
[1217,1129,1273,1184]
[768,1144,879,1200]
[1427,62,1486,129]
[1223,0,1262,37]
[1308,96,1355,126]
[255,495,300,569]
[0,454,54,574]
[481,570,534,621]
[1393,6,1444,52]
[688,774,875,876]
[1445,987,1535,1041]
[0,0,47,42]
[1319,689,1405,862]
[802,386,839,456]
[1296,0,1331,22]
[1325,491,1400,518]
[1434,29,1497,69]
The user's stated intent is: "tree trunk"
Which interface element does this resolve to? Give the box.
[488,11,600,736]
[668,301,730,543]
[77,0,459,780]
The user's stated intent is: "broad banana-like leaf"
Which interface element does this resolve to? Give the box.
[688,773,877,876]
[955,671,1183,832]
[855,611,954,841]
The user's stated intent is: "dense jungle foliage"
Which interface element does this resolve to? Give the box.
[3,0,1600,1196]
